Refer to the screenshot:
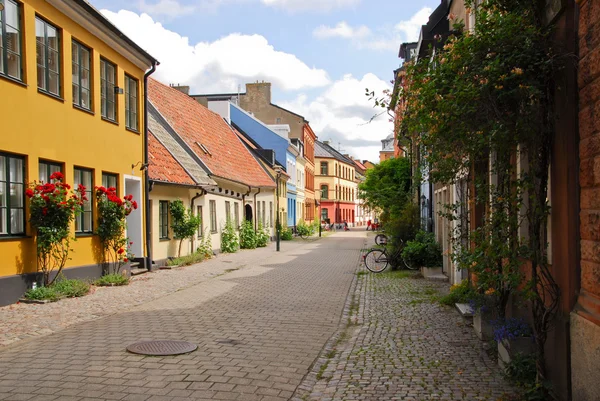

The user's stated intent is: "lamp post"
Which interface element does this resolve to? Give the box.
[274,166,283,252]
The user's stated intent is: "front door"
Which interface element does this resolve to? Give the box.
[125,176,143,260]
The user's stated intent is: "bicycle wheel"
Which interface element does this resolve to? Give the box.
[364,249,388,273]
[402,255,419,270]
[375,234,388,246]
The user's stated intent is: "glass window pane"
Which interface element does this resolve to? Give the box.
[107,100,115,120]
[72,61,79,83]
[46,26,58,50]
[0,209,6,235]
[10,209,24,234]
[48,49,59,73]
[71,42,79,63]
[0,156,5,181]
[39,164,47,182]
[81,88,90,109]
[6,52,20,79]
[81,69,89,90]
[0,183,6,207]
[6,1,19,27]
[81,48,89,70]
[10,183,23,207]
[6,28,19,53]
[72,83,79,105]
[35,18,44,39]
[48,71,59,95]
[9,158,23,183]
[84,211,92,232]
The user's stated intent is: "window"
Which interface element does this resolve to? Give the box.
[262,201,266,226]
[39,160,61,183]
[209,200,217,233]
[234,203,239,229]
[36,16,60,96]
[100,58,116,121]
[225,201,231,223]
[72,40,91,110]
[276,117,281,124]
[321,185,328,199]
[320,161,328,175]
[257,201,260,225]
[0,0,22,80]
[125,75,138,131]
[102,172,118,192]
[269,202,273,228]
[321,208,328,222]
[197,205,203,238]
[74,167,92,233]
[158,201,169,239]
[0,153,25,235]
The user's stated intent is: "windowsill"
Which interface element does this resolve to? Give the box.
[126,127,141,135]
[102,117,119,126]
[0,234,30,241]
[75,232,95,237]
[38,89,64,102]
[210,231,218,234]
[159,237,171,242]
[0,74,27,87]
[73,104,94,115]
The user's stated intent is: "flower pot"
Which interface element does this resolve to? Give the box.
[473,307,496,341]
[498,336,534,369]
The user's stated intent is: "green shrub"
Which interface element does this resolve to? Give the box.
[95,273,129,286]
[280,227,293,241]
[384,202,421,244]
[197,227,213,258]
[296,220,315,237]
[439,280,477,306]
[401,230,443,268]
[52,277,90,298]
[221,220,240,253]
[239,220,257,249]
[24,286,61,301]
[256,222,270,247]
[167,251,205,267]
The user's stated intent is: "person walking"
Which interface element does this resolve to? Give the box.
[367,219,371,231]
[344,220,349,231]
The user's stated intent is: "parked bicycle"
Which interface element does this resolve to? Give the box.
[363,239,417,273]
[374,232,388,246]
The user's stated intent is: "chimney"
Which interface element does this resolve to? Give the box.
[245,81,271,104]
[171,85,190,95]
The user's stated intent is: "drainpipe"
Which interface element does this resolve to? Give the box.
[253,188,261,231]
[143,61,158,271]
[190,190,204,254]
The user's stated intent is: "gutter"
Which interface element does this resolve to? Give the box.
[144,61,158,271]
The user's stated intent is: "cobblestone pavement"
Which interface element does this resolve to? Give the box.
[293,268,514,401]
[0,239,315,347]
[0,231,365,401]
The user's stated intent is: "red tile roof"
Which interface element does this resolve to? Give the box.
[148,79,275,188]
[148,131,196,186]
[353,159,367,172]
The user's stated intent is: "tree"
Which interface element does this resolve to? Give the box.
[359,156,411,219]
[170,200,201,257]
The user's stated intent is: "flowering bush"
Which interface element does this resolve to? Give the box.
[239,220,257,249]
[493,318,533,343]
[95,186,137,274]
[26,172,85,285]
[256,222,270,247]
[221,220,239,253]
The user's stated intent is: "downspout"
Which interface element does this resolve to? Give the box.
[143,61,158,271]
[190,190,204,254]
[253,188,261,231]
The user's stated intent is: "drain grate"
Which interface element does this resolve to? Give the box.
[126,340,198,356]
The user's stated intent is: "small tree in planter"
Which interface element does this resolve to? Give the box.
[27,172,86,286]
[170,199,201,257]
[95,186,138,274]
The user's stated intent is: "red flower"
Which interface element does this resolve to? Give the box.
[130,241,134,245]
[77,184,86,193]
[42,183,55,193]
[25,189,34,198]
[124,258,128,262]
[42,195,50,202]
[132,201,138,210]
[108,187,116,192]
[42,207,48,215]
[117,248,125,255]
[49,172,64,181]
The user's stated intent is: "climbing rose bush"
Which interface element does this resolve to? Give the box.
[27,172,85,285]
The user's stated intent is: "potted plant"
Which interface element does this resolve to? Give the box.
[471,289,499,341]
[401,230,443,273]
[493,317,534,369]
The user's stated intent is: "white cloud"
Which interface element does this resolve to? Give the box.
[313,22,371,39]
[137,0,195,19]
[279,73,393,162]
[261,0,360,13]
[101,9,330,92]
[315,7,432,52]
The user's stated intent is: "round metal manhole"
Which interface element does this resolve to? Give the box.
[126,340,198,356]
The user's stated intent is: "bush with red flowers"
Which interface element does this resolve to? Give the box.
[95,186,138,274]
[27,172,85,286]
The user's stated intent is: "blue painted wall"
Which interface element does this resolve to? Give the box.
[287,193,297,227]
[230,104,289,168]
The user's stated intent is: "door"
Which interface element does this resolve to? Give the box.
[125,176,143,259]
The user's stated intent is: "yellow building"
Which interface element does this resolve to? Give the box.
[0,0,157,305]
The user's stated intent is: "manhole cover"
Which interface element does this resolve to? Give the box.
[126,340,198,356]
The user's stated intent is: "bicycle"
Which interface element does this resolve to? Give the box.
[363,240,418,273]
[374,232,388,246]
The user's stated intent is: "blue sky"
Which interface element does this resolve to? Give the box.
[90,0,438,161]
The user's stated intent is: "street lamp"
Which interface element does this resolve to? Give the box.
[274,165,283,252]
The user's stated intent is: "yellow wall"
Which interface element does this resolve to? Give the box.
[0,0,148,277]
[315,157,358,202]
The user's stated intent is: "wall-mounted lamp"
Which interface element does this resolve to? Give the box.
[114,86,124,95]
[132,161,149,171]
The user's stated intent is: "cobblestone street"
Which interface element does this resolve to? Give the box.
[293,268,513,401]
[0,231,513,401]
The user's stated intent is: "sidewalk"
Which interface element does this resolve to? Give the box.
[0,239,309,348]
[293,269,514,401]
